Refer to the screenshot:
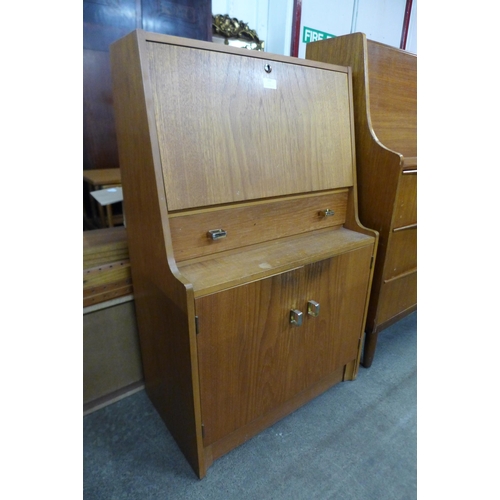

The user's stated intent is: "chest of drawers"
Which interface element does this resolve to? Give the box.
[110,30,377,478]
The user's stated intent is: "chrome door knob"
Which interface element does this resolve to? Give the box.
[290,309,303,327]
[307,300,320,317]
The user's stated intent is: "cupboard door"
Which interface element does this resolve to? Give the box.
[195,267,304,446]
[299,246,373,390]
[195,246,373,446]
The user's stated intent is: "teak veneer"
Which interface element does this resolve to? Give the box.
[306,33,417,368]
[110,30,378,478]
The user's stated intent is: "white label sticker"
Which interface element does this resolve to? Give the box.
[263,78,277,90]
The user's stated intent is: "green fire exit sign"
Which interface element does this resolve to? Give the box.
[302,26,336,43]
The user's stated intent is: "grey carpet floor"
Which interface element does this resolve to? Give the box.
[83,311,416,500]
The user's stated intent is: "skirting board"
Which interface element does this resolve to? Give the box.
[84,381,144,416]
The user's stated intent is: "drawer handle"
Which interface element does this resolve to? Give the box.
[307,300,320,317]
[290,309,303,327]
[207,229,227,240]
[393,223,417,232]
[319,209,335,217]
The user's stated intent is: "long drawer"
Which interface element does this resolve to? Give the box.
[384,227,417,281]
[169,190,348,262]
[393,169,416,229]
[377,271,417,326]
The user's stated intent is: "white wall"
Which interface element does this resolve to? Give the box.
[298,0,412,57]
[265,0,294,56]
[298,0,355,58]
[354,0,407,47]
[211,0,417,56]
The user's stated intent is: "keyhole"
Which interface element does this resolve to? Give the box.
[264,64,272,73]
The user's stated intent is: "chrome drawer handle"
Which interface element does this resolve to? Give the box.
[319,209,335,217]
[207,229,227,240]
[290,309,303,327]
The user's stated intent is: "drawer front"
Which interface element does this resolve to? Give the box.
[170,191,348,262]
[384,227,417,281]
[393,170,416,229]
[377,271,417,326]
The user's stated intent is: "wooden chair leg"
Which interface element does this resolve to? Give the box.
[106,205,114,227]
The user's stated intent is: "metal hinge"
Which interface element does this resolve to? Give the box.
[195,316,199,335]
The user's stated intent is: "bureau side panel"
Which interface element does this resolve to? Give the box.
[366,40,417,158]
[110,32,206,478]
[147,42,354,210]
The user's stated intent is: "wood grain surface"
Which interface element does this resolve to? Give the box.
[196,245,372,446]
[178,227,374,297]
[169,190,348,261]
[148,42,354,210]
[306,33,417,367]
[111,30,378,478]
[393,171,417,229]
[110,31,206,478]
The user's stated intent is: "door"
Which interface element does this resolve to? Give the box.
[148,41,354,210]
[195,245,372,446]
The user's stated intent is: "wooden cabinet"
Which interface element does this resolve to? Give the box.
[110,30,377,478]
[196,248,372,448]
[306,33,417,368]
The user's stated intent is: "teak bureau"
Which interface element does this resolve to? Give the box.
[306,33,417,367]
[110,30,378,478]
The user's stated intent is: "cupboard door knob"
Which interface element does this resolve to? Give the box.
[290,309,303,327]
[307,300,320,317]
